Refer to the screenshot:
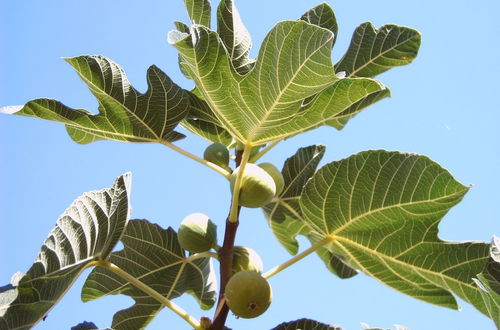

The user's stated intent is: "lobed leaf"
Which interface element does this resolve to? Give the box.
[473,236,500,327]
[263,145,357,278]
[271,318,342,330]
[181,91,233,145]
[170,20,345,145]
[0,174,131,330]
[7,55,189,144]
[300,150,493,313]
[300,3,338,46]
[336,23,421,78]
[263,145,326,255]
[184,0,211,27]
[217,0,255,74]
[82,219,217,330]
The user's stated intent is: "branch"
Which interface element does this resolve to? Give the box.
[210,149,244,330]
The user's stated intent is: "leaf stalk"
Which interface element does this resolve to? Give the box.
[262,236,333,279]
[249,139,281,163]
[97,260,202,330]
[228,144,252,223]
[160,140,231,178]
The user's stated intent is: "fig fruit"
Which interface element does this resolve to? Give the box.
[230,164,276,208]
[258,162,285,196]
[177,213,217,253]
[225,271,272,319]
[232,246,263,274]
[203,143,230,168]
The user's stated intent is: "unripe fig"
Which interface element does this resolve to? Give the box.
[230,164,276,208]
[225,271,272,319]
[232,246,263,274]
[258,163,285,196]
[203,143,230,168]
[177,213,217,253]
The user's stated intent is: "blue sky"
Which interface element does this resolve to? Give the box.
[1,1,499,329]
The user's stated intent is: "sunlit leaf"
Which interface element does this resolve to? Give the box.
[474,275,500,328]
[82,219,217,330]
[217,0,255,74]
[5,56,189,144]
[299,78,390,131]
[184,0,211,27]
[336,23,421,78]
[170,21,343,145]
[263,145,326,255]
[181,91,233,145]
[263,145,357,279]
[300,150,492,313]
[473,236,500,327]
[300,3,338,46]
[0,174,131,330]
[271,318,342,330]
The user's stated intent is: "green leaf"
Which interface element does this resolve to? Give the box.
[7,55,189,144]
[181,91,233,145]
[271,318,342,330]
[263,145,326,255]
[298,77,390,131]
[217,0,255,74]
[82,219,217,330]
[300,150,492,313]
[300,3,338,46]
[184,0,211,27]
[336,23,421,78]
[0,174,132,330]
[170,21,345,145]
[474,275,500,328]
[263,145,357,279]
[473,236,500,327]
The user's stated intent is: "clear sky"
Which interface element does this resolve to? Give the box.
[1,1,499,329]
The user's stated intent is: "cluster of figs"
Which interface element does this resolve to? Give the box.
[177,142,285,319]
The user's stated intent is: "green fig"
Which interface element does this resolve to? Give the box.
[230,163,276,208]
[203,143,230,168]
[177,213,217,253]
[258,163,285,196]
[232,246,263,274]
[225,271,272,319]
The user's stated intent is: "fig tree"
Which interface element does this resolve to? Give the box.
[232,246,263,274]
[203,142,230,168]
[258,162,285,196]
[225,271,272,319]
[230,163,276,208]
[177,213,217,253]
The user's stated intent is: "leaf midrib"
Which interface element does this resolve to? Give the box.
[246,26,335,142]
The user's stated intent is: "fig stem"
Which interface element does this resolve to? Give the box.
[228,143,252,223]
[262,236,333,279]
[97,260,203,330]
[210,149,244,330]
[160,140,231,178]
[249,139,281,163]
